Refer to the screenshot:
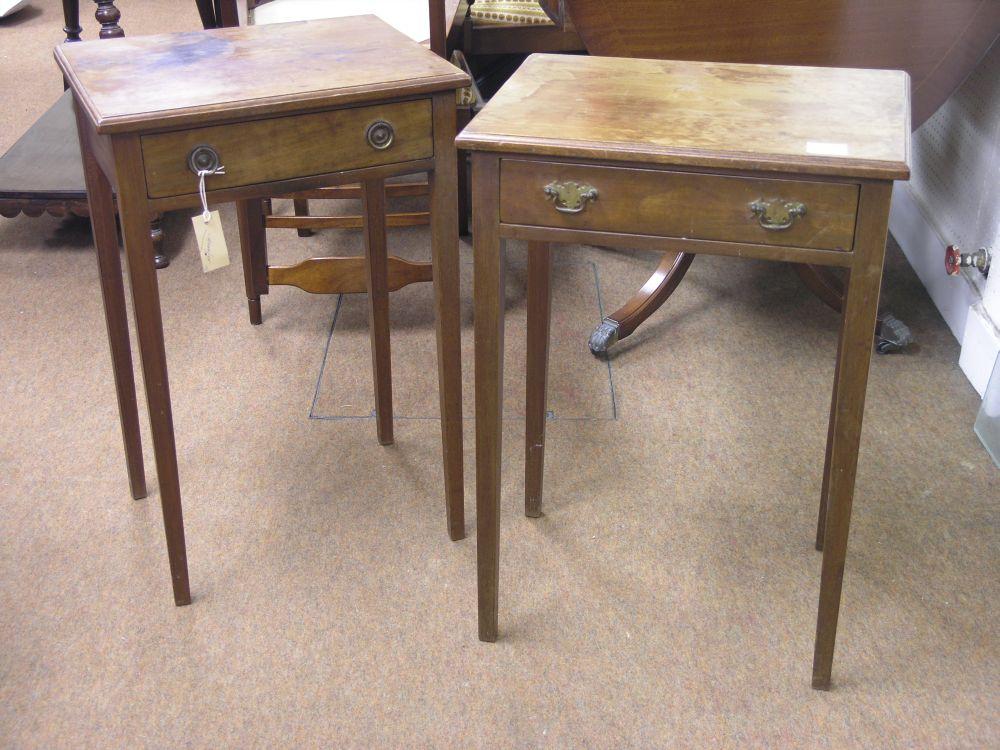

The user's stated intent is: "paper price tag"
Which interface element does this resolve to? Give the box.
[192,210,230,272]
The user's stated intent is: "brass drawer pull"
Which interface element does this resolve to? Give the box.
[749,198,807,230]
[366,120,395,150]
[544,180,598,214]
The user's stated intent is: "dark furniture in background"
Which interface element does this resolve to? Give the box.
[456,0,582,57]
[562,0,1000,355]
[0,1,177,268]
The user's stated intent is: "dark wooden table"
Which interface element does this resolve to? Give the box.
[457,53,910,689]
[56,16,470,606]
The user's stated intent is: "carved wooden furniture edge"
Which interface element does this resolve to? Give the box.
[0,197,90,218]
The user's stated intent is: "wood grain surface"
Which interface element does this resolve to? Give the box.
[500,159,860,252]
[457,54,910,180]
[141,99,433,198]
[267,255,432,294]
[563,0,999,126]
[56,15,469,134]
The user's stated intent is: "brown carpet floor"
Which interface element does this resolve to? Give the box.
[1,3,998,748]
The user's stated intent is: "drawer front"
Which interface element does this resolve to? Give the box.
[500,160,859,252]
[141,99,433,199]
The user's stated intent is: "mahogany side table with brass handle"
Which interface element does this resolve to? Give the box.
[57,17,470,606]
[458,54,910,689]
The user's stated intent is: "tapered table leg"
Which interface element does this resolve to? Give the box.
[525,241,552,518]
[237,198,267,325]
[113,135,191,607]
[812,182,892,689]
[362,178,394,446]
[75,106,146,501]
[815,349,843,552]
[473,154,504,642]
[430,92,465,541]
[292,198,314,238]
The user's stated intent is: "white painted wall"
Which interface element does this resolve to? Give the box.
[890,42,1000,396]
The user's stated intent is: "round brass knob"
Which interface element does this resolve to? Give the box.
[366,120,395,151]
[187,145,221,174]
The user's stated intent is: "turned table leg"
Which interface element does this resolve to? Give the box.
[473,154,504,642]
[525,241,553,518]
[812,181,891,689]
[150,215,168,269]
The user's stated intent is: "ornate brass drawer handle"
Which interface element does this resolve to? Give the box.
[749,198,807,231]
[543,180,598,214]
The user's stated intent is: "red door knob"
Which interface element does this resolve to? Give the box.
[945,244,962,276]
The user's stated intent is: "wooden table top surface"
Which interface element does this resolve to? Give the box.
[55,15,469,135]
[456,54,911,180]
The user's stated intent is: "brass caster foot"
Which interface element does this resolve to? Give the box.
[589,319,620,357]
[875,313,913,354]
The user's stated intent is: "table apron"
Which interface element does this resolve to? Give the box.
[143,158,436,214]
[498,222,857,269]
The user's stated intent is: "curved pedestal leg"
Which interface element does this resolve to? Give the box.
[794,264,913,354]
[589,251,695,355]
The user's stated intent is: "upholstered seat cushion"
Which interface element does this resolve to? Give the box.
[469,0,552,26]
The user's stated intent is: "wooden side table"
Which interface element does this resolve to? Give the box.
[56,16,470,606]
[457,54,910,689]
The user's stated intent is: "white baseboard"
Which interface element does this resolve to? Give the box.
[960,305,1000,396]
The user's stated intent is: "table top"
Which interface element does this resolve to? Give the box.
[456,54,910,180]
[55,15,469,135]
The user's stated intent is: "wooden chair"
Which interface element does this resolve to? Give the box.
[0,1,214,269]
[457,0,582,57]
[562,0,1000,355]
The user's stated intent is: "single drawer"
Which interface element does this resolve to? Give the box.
[500,160,859,252]
[141,99,433,199]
